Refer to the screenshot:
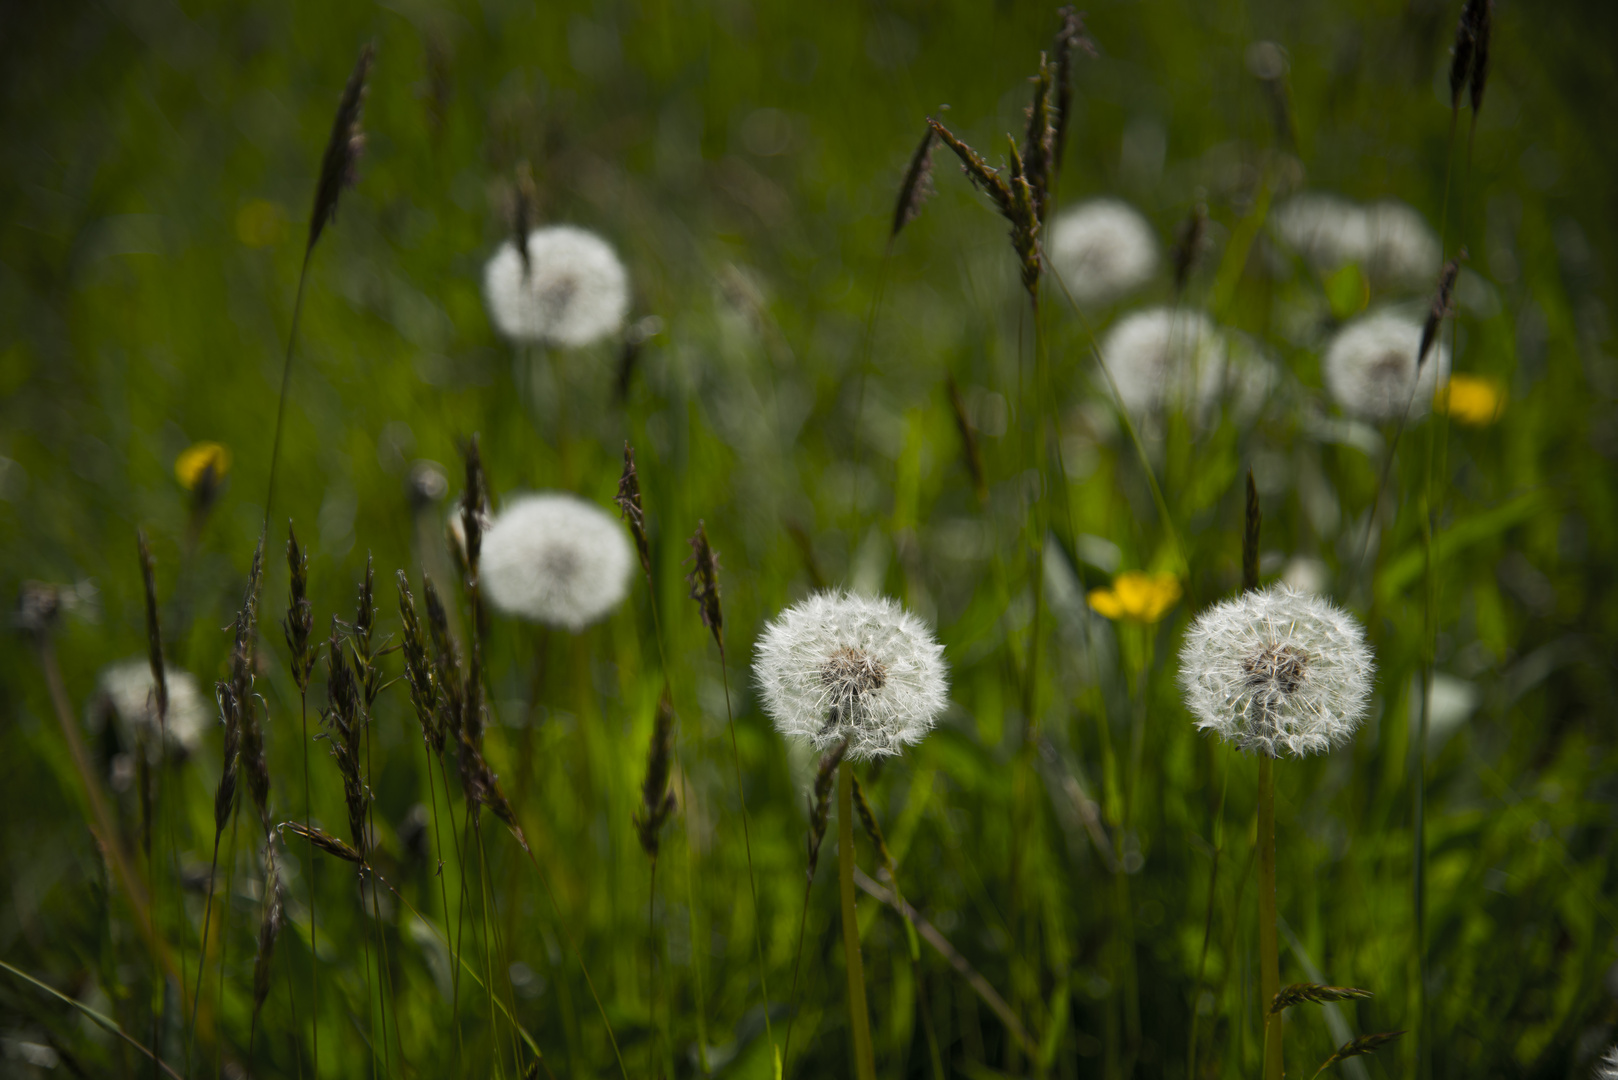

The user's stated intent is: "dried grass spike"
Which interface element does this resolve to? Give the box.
[927,118,1012,215]
[1022,53,1056,223]
[513,161,537,274]
[1419,254,1462,369]
[891,125,939,239]
[213,683,242,834]
[1050,7,1095,174]
[634,691,678,857]
[945,375,987,504]
[805,739,848,882]
[396,571,443,755]
[1269,982,1373,1015]
[279,821,364,864]
[284,524,315,693]
[1243,470,1262,593]
[136,530,167,723]
[251,840,285,1017]
[460,435,488,579]
[308,42,375,255]
[615,443,653,579]
[1310,1031,1406,1077]
[687,521,725,659]
[1172,202,1208,294]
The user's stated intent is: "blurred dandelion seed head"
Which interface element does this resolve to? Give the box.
[1273,194,1439,290]
[97,658,210,755]
[1179,584,1373,758]
[754,591,948,761]
[483,225,629,347]
[1434,373,1505,425]
[479,493,633,631]
[1101,307,1231,417]
[1047,199,1159,306]
[175,442,231,491]
[1087,571,1181,623]
[1324,311,1451,423]
[1597,1045,1618,1080]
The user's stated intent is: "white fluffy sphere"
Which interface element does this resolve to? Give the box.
[479,493,633,631]
[483,225,629,347]
[1047,199,1159,307]
[97,658,210,755]
[1101,307,1233,417]
[1323,310,1450,423]
[754,591,948,762]
[1179,584,1374,759]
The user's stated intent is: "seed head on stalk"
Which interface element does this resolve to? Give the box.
[805,740,849,883]
[284,525,315,694]
[397,571,443,756]
[633,692,678,858]
[686,521,725,660]
[614,442,653,581]
[890,125,938,240]
[136,531,167,724]
[1049,7,1096,178]
[250,839,285,1028]
[307,43,374,257]
[321,620,368,860]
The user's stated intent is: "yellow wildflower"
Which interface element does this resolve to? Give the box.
[1087,571,1182,623]
[1433,374,1505,426]
[175,442,231,491]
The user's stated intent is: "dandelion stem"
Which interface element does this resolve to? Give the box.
[1186,752,1231,1079]
[1257,754,1283,1080]
[838,761,877,1080]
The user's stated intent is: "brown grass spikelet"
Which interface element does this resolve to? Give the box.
[227,536,271,831]
[1022,53,1056,224]
[891,124,939,240]
[513,160,537,274]
[422,576,465,742]
[458,736,527,851]
[136,530,167,723]
[308,42,375,256]
[460,435,489,580]
[213,683,242,835]
[1172,201,1208,295]
[1050,6,1095,175]
[284,524,316,694]
[615,442,653,580]
[1004,136,1043,298]
[850,774,897,876]
[279,821,365,865]
[351,553,383,708]
[805,739,848,883]
[396,571,443,755]
[251,839,285,1019]
[1310,1031,1406,1077]
[1448,0,1486,114]
[686,520,725,659]
[1419,253,1463,369]
[321,620,368,859]
[945,375,987,505]
[927,117,1013,216]
[1269,982,1373,1015]
[634,691,678,857]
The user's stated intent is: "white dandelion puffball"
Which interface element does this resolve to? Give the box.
[1048,199,1159,307]
[97,658,210,754]
[1101,307,1232,417]
[754,591,948,762]
[1597,1046,1618,1080]
[1323,310,1450,423]
[482,225,629,347]
[1179,584,1374,758]
[1364,200,1441,289]
[1272,192,1370,273]
[479,493,633,631]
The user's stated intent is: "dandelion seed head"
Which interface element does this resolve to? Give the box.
[1048,199,1159,307]
[1100,308,1269,420]
[1274,194,1439,291]
[483,225,629,347]
[1179,584,1374,758]
[1324,310,1451,422]
[97,658,209,754]
[754,591,948,762]
[1364,201,1442,289]
[1596,1045,1618,1080]
[479,493,633,631]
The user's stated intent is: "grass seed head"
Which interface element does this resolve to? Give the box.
[687,521,725,658]
[1172,201,1208,294]
[280,820,364,865]
[1313,1030,1406,1075]
[284,524,315,694]
[136,530,167,723]
[1270,982,1373,1014]
[634,691,678,857]
[1050,7,1095,173]
[1022,52,1056,224]
[615,442,653,580]
[1448,0,1480,113]
[806,739,849,882]
[252,839,285,1015]
[308,42,374,255]
[396,571,443,755]
[460,436,488,580]
[945,375,987,504]
[1468,0,1493,114]
[1244,470,1262,593]
[1419,254,1463,370]
[891,125,938,239]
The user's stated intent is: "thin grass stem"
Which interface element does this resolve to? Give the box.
[838,761,877,1080]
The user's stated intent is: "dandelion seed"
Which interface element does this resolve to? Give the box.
[96,658,209,755]
[1324,310,1451,423]
[1087,572,1181,623]
[1595,1045,1618,1080]
[754,591,948,762]
[1179,584,1374,758]
[483,225,629,347]
[1047,199,1159,307]
[479,493,633,632]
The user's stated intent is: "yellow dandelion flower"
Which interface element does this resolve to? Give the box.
[1087,571,1182,623]
[175,442,231,491]
[1433,374,1505,426]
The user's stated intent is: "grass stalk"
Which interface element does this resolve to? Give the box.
[838,760,877,1080]
[1257,755,1282,1080]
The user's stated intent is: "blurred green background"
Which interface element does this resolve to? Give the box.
[3,0,1617,1077]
